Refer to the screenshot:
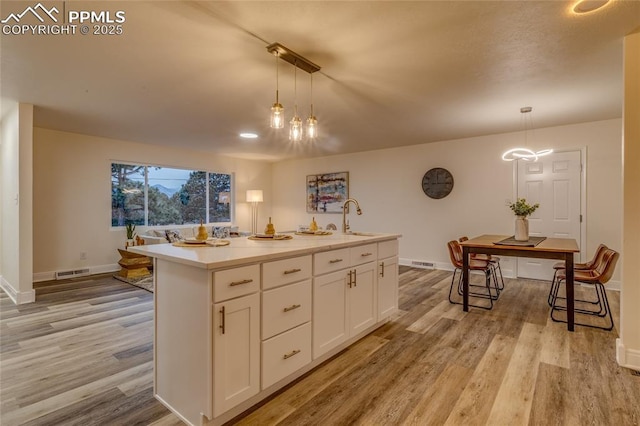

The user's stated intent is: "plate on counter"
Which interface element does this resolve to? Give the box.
[295,230,333,236]
[248,234,293,241]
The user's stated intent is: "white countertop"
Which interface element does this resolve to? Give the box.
[129,232,401,270]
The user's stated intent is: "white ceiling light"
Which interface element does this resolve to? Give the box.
[572,0,610,14]
[240,132,258,139]
[502,107,553,162]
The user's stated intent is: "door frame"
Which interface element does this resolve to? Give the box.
[511,147,587,275]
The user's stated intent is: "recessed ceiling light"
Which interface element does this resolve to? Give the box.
[572,0,610,14]
[240,133,258,139]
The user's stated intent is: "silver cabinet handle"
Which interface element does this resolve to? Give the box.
[229,278,253,287]
[329,258,343,264]
[284,268,302,275]
[283,304,301,312]
[380,261,385,278]
[283,349,301,360]
[219,306,226,334]
[361,252,373,257]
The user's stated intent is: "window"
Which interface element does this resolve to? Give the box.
[111,163,232,227]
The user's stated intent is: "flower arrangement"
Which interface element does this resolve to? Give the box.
[508,198,539,217]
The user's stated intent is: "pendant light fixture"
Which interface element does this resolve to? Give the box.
[269,53,284,129]
[289,60,303,142]
[266,43,321,142]
[306,72,318,140]
[502,107,553,162]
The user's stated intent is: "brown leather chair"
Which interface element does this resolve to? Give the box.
[459,236,504,291]
[548,243,608,306]
[447,240,500,310]
[550,248,619,330]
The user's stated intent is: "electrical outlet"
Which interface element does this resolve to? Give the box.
[80,252,87,260]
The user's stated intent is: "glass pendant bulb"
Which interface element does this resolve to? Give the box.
[290,114,303,142]
[306,112,318,139]
[306,72,318,139]
[270,102,284,129]
[289,60,303,142]
[269,53,284,129]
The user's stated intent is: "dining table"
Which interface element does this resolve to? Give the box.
[459,234,580,331]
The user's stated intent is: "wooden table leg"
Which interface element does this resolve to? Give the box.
[463,246,470,311]
[565,252,575,332]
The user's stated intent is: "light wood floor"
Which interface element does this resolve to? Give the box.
[1,268,638,425]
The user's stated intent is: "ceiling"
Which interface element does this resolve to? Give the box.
[2,1,639,161]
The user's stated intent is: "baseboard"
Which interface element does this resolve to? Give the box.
[606,279,621,291]
[33,263,120,282]
[616,338,640,372]
[399,259,516,279]
[1,275,36,304]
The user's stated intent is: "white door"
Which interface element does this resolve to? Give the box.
[516,150,582,280]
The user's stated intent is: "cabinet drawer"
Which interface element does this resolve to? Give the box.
[314,248,350,275]
[262,280,312,339]
[378,239,399,259]
[263,255,312,290]
[261,322,312,389]
[213,264,260,302]
[350,243,377,266]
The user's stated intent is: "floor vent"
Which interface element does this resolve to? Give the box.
[55,268,91,280]
[411,261,435,269]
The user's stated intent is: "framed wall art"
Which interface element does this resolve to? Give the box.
[306,172,349,213]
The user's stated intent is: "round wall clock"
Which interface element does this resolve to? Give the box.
[421,168,454,199]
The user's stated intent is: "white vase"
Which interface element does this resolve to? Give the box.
[515,216,529,241]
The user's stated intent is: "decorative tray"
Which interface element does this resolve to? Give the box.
[294,231,333,236]
[248,234,293,241]
[173,239,230,247]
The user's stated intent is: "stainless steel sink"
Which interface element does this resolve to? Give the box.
[347,231,380,237]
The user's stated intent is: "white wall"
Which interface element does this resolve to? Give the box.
[618,28,640,371]
[272,119,623,281]
[0,101,35,303]
[32,128,272,279]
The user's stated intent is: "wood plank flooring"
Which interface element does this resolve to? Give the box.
[1,268,638,425]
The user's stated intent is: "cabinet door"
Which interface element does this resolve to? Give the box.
[349,262,377,336]
[313,270,348,359]
[378,256,398,320]
[213,293,260,417]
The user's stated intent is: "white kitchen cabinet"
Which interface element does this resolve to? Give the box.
[261,322,312,388]
[350,261,377,335]
[378,256,398,319]
[313,260,376,359]
[377,239,399,320]
[312,269,348,357]
[133,233,399,426]
[213,292,260,417]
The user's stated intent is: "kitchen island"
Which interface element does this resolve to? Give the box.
[130,232,400,426]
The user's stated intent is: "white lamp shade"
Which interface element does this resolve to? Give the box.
[246,190,263,203]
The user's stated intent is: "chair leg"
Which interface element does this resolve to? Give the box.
[493,260,505,290]
[550,279,614,331]
[449,267,494,310]
[448,267,459,304]
[548,269,558,306]
[456,270,499,301]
